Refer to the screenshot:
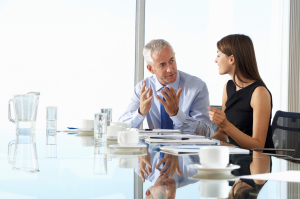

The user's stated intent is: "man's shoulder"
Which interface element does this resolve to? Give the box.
[179,70,206,86]
[135,74,156,88]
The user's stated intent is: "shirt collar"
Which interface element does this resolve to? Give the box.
[154,71,180,92]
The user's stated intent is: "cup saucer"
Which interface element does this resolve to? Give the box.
[79,128,94,132]
[109,144,147,150]
[189,173,238,180]
[189,164,240,174]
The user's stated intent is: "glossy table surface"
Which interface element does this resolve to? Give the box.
[0,130,300,199]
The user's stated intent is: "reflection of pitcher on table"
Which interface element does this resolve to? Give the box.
[7,92,40,173]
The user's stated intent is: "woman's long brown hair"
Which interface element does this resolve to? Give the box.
[217,34,264,88]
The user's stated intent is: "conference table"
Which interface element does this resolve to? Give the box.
[0,130,299,199]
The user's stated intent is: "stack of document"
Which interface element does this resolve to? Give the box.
[139,134,204,139]
[145,138,216,145]
[138,129,181,134]
[159,145,250,155]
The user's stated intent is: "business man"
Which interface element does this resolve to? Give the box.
[119,39,211,136]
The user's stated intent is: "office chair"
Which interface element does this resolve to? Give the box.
[252,110,300,157]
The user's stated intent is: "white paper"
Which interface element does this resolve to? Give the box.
[138,129,181,133]
[240,171,300,182]
[145,138,216,144]
[160,146,249,154]
[139,134,204,139]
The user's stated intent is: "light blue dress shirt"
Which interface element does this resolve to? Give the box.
[118,70,212,136]
[134,144,199,188]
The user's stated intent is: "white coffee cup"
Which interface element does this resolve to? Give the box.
[107,126,126,137]
[110,121,130,129]
[118,130,139,146]
[199,180,228,198]
[199,146,229,168]
[81,119,94,130]
[118,156,138,168]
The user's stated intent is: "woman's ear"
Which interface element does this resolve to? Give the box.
[229,55,235,65]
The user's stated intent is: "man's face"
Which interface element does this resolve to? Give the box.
[147,46,178,86]
[152,175,176,199]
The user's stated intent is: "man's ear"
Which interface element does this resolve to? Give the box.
[229,55,235,65]
[147,64,155,74]
[145,187,153,196]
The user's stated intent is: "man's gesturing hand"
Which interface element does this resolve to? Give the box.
[156,87,182,116]
[139,81,153,116]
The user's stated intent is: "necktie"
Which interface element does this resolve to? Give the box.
[160,90,174,129]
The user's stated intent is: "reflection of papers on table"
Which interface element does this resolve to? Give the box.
[138,129,181,134]
[240,171,300,183]
[145,138,216,145]
[139,134,204,139]
[160,145,250,155]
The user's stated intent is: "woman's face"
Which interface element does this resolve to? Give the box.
[215,50,234,76]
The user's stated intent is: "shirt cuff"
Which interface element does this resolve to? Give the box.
[170,108,185,125]
[131,109,146,127]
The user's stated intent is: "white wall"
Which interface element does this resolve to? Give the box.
[0,0,136,130]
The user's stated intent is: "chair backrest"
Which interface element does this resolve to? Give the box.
[293,139,300,158]
[272,111,300,155]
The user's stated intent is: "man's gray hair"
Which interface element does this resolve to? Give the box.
[143,39,174,66]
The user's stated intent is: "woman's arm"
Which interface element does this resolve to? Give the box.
[210,83,229,142]
[209,86,271,149]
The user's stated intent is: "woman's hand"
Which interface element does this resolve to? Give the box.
[208,106,229,129]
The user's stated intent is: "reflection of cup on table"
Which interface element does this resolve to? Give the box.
[81,119,94,131]
[107,126,126,138]
[110,122,130,129]
[199,180,228,198]
[199,146,229,168]
[118,131,139,146]
[118,156,138,168]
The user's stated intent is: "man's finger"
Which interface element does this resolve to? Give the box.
[168,87,177,99]
[141,167,149,176]
[176,164,182,176]
[156,95,167,106]
[140,81,146,94]
[164,87,175,99]
[176,88,183,100]
[145,96,153,103]
[156,158,165,169]
[160,89,170,101]
[148,89,153,98]
[140,170,145,182]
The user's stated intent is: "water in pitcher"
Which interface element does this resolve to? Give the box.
[16,121,36,135]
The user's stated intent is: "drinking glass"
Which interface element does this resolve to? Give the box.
[93,144,107,175]
[100,108,112,126]
[46,106,57,158]
[94,113,107,143]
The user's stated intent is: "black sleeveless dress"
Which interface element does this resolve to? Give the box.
[225,80,274,149]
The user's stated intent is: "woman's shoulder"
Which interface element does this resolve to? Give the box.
[250,84,272,108]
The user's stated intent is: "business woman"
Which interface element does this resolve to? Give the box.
[209,34,274,150]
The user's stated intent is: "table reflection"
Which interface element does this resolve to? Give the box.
[229,152,271,199]
[138,144,272,199]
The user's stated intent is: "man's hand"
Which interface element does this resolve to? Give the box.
[156,154,182,178]
[139,81,153,115]
[156,87,182,116]
[139,148,152,182]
